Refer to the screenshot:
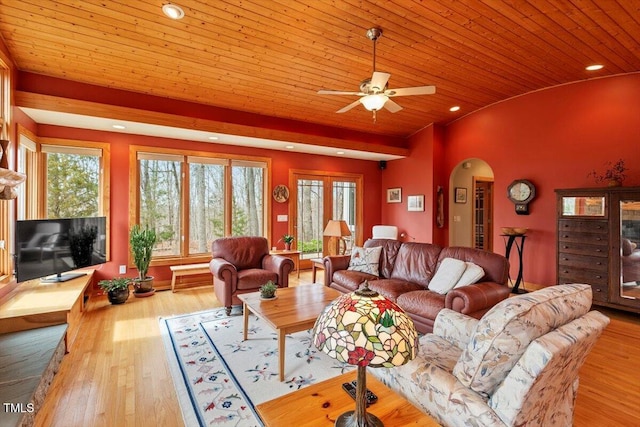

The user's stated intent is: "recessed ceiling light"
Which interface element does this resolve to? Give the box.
[285,145,294,149]
[162,3,185,20]
[586,64,604,71]
[112,124,126,130]
[336,151,345,155]
[449,106,461,112]
[208,136,219,141]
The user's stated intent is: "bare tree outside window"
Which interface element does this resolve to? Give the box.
[139,158,181,256]
[189,162,224,254]
[231,165,264,236]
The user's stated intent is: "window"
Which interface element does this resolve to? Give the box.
[138,153,182,257]
[188,157,225,254]
[43,145,102,218]
[16,138,109,220]
[231,160,265,237]
[132,147,269,263]
[0,61,10,281]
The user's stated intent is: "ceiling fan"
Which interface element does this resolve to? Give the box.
[317,28,436,122]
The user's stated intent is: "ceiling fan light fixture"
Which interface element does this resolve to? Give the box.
[162,3,185,20]
[360,94,388,111]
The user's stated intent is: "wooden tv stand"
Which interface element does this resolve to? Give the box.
[0,270,94,351]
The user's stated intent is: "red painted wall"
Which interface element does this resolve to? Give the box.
[381,125,447,244]
[385,74,640,286]
[24,124,382,284]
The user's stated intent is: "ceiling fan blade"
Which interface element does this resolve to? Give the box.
[337,99,363,113]
[370,72,391,92]
[387,85,436,97]
[318,90,365,96]
[384,99,403,113]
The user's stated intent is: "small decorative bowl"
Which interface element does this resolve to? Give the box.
[501,227,515,235]
[513,227,528,235]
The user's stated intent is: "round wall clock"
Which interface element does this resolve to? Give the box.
[272,185,289,203]
[507,179,536,215]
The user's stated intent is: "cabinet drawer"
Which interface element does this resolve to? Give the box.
[558,219,608,234]
[558,230,608,245]
[557,241,609,257]
[558,268,608,286]
[590,284,608,302]
[558,274,608,302]
[558,253,608,269]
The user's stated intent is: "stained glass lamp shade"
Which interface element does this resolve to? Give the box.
[312,282,418,427]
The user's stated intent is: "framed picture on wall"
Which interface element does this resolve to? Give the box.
[387,188,402,203]
[407,195,424,211]
[455,187,467,204]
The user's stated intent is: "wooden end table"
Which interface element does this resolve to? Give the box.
[237,284,341,381]
[256,370,440,426]
[310,257,325,283]
[270,249,301,278]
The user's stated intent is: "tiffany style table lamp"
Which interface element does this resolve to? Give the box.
[312,281,418,427]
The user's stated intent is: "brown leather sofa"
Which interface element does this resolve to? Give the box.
[323,239,510,333]
[210,236,294,315]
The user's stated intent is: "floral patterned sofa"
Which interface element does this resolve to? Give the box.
[372,283,609,427]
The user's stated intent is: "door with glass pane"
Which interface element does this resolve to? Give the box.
[473,178,493,251]
[291,171,362,270]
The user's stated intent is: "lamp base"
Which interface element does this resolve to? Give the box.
[335,411,383,427]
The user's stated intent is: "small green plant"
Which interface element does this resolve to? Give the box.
[280,234,294,244]
[260,280,278,298]
[98,277,130,292]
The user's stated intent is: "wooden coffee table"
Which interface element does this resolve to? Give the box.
[237,284,341,381]
[256,371,440,426]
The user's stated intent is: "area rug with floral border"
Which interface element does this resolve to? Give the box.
[159,307,353,427]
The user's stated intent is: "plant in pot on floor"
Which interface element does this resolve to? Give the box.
[130,224,157,297]
[260,280,278,300]
[99,277,131,305]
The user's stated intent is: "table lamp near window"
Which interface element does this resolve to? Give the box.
[323,219,351,256]
[312,281,418,427]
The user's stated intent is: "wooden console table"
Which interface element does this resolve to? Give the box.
[0,270,94,351]
[270,249,301,278]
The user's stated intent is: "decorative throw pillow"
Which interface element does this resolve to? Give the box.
[454,262,485,288]
[428,258,467,294]
[622,238,633,256]
[347,246,383,276]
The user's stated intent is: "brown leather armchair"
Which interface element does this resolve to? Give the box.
[210,236,294,315]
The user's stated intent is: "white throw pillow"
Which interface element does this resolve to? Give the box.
[428,258,467,294]
[347,246,382,276]
[454,262,485,288]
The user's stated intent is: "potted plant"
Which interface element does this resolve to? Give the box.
[98,277,130,305]
[280,234,294,250]
[259,280,278,300]
[588,159,628,187]
[130,224,157,296]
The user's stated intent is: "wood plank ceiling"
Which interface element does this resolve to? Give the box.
[0,0,639,139]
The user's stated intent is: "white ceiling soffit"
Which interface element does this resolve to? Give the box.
[20,108,403,162]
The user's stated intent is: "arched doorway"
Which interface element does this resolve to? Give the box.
[449,159,495,250]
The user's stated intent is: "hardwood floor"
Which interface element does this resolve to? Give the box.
[34,272,640,426]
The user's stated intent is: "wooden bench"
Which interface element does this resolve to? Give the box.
[170,263,211,292]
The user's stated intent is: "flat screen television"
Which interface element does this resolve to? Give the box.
[15,216,107,283]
